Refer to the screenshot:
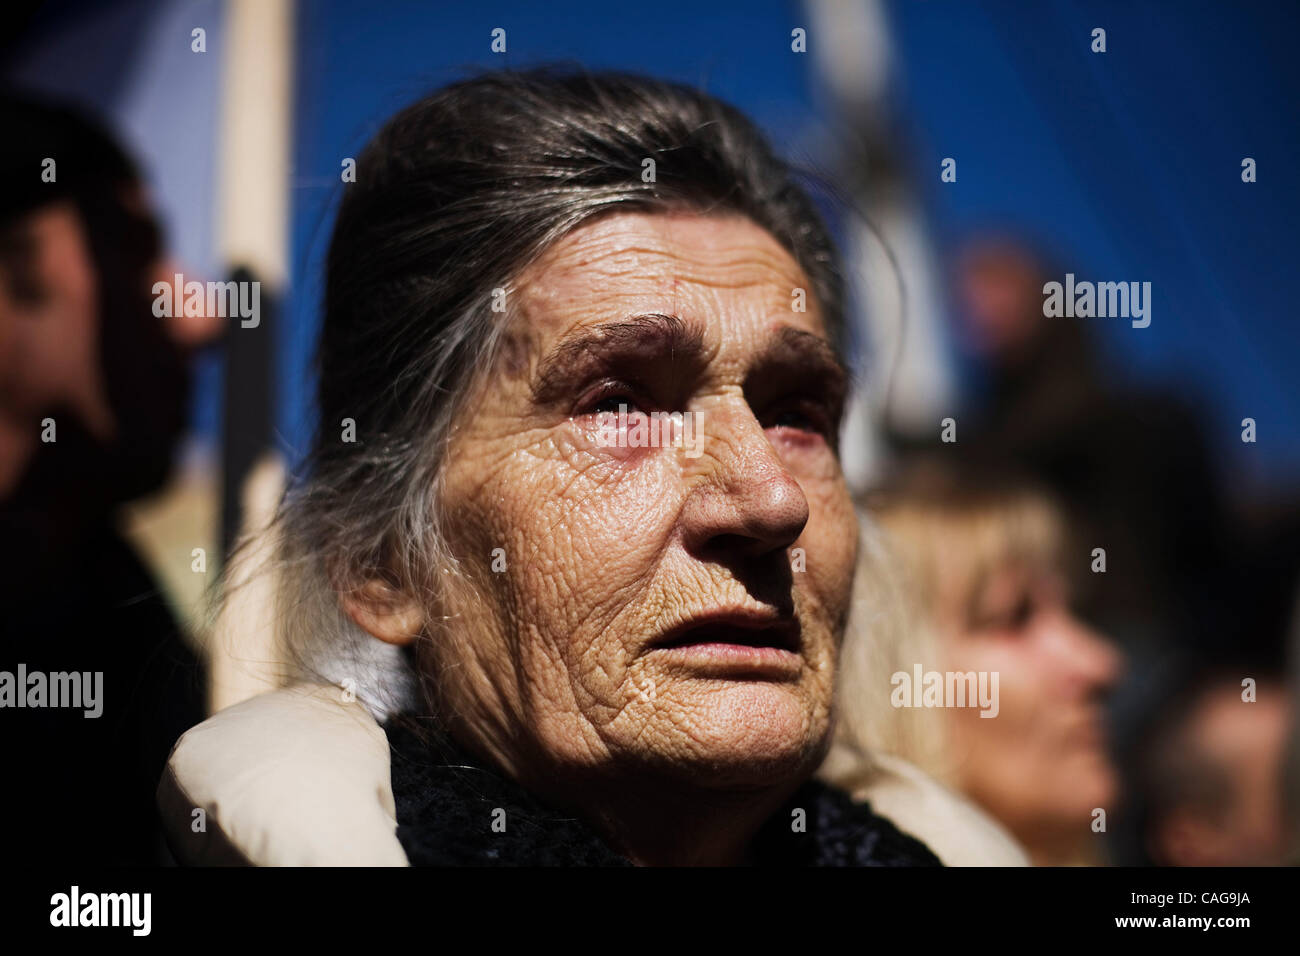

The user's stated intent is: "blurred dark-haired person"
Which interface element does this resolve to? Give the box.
[1130,672,1291,866]
[0,94,210,864]
[161,68,943,866]
[827,464,1123,865]
[938,237,1243,662]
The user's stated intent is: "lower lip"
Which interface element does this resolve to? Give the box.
[647,642,802,676]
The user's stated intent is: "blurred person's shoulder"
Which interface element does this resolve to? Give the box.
[777,775,945,867]
[828,747,1030,867]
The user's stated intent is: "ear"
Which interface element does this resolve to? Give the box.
[341,578,424,646]
[150,256,224,348]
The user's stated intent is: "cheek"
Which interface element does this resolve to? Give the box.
[948,638,1089,789]
[788,460,856,633]
[942,641,1029,777]
[447,425,686,665]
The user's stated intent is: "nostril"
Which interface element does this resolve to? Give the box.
[703,493,807,560]
[678,433,810,559]
[705,532,781,560]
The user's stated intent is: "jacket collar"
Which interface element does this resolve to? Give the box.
[384,717,941,867]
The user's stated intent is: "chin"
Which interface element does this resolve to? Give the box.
[652,680,831,789]
[1041,774,1116,827]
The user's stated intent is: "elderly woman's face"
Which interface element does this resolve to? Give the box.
[434,211,857,793]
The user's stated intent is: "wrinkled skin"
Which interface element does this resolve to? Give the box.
[427,211,857,863]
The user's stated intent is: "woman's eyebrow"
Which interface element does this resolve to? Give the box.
[751,326,851,401]
[531,312,708,403]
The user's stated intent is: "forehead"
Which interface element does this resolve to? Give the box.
[512,210,823,338]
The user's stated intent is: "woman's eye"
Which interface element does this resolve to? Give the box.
[985,596,1035,633]
[576,380,651,418]
[766,403,830,436]
[1007,596,1034,629]
[772,410,813,430]
[590,393,641,415]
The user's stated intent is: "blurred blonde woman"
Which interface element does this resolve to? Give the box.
[823,463,1123,865]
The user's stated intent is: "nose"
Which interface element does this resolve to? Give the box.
[1054,609,1124,697]
[679,408,809,561]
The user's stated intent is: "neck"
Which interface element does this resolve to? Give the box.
[442,720,806,866]
[1019,824,1100,867]
[543,767,799,866]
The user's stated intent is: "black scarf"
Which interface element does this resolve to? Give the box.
[384,718,942,866]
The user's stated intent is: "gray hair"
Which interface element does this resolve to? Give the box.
[260,67,847,721]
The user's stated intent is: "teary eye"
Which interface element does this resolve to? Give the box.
[591,392,641,415]
[764,399,834,438]
[770,408,817,431]
[576,379,651,417]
